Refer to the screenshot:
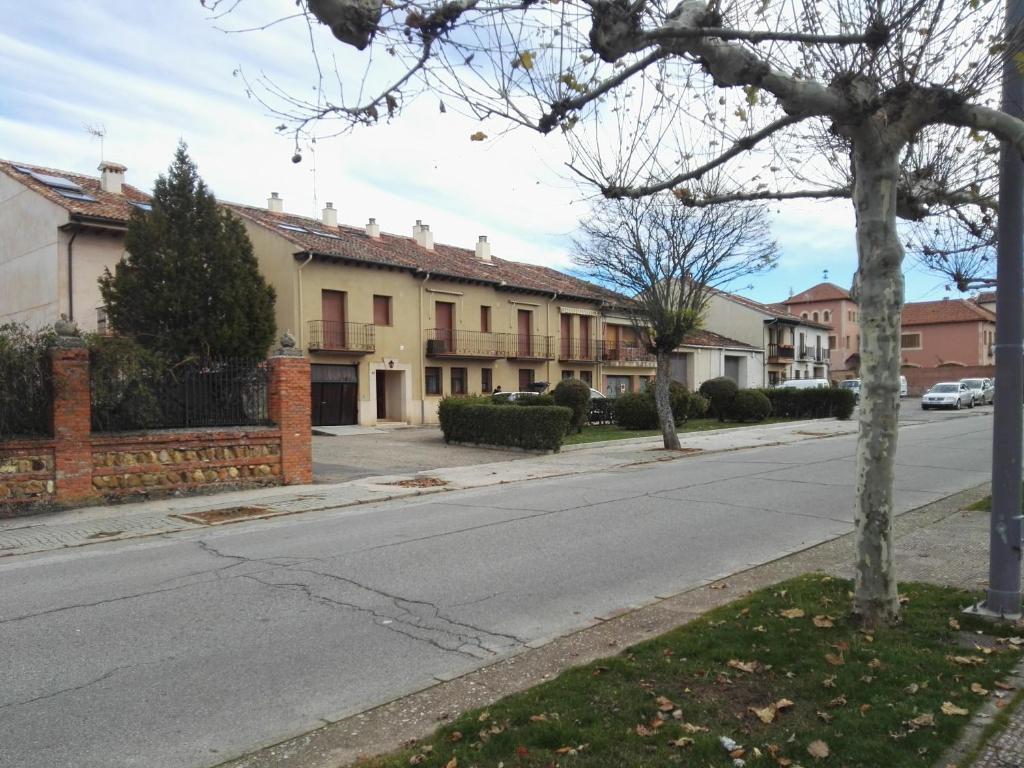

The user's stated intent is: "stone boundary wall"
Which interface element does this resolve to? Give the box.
[0,340,311,517]
[901,364,997,397]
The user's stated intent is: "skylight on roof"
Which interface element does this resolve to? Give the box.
[309,229,341,240]
[132,202,153,212]
[56,190,97,202]
[277,223,308,233]
[28,171,83,193]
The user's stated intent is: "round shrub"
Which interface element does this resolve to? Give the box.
[553,378,592,433]
[728,389,772,422]
[699,376,739,421]
[517,393,556,407]
[613,392,659,430]
[687,392,710,420]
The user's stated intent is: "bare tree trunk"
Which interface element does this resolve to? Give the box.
[850,132,904,628]
[655,351,681,450]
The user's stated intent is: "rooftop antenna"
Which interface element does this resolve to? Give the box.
[84,124,106,161]
[823,269,829,281]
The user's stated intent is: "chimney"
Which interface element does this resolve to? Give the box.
[98,161,126,195]
[413,220,434,250]
[366,217,380,239]
[475,235,491,262]
[268,192,283,212]
[322,201,338,227]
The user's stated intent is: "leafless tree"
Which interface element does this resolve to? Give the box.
[207,0,1024,627]
[574,195,777,449]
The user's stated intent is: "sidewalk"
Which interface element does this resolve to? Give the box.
[0,417,860,558]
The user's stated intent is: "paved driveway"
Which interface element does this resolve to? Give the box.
[313,427,527,483]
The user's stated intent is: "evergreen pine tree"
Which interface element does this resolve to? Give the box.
[99,143,276,362]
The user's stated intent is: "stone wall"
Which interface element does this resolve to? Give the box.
[0,341,311,517]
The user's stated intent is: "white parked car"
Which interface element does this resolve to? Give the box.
[959,378,993,405]
[491,391,540,403]
[839,379,860,402]
[779,378,831,390]
[921,381,975,410]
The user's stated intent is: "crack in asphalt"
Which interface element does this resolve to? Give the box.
[0,666,129,711]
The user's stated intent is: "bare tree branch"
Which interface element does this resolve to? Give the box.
[678,187,851,207]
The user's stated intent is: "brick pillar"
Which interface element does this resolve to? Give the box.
[50,341,95,504]
[269,340,312,485]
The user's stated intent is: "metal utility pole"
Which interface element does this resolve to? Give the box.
[981,0,1024,619]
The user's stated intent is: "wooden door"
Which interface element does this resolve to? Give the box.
[560,314,572,358]
[322,290,346,349]
[376,372,387,419]
[436,301,454,351]
[518,309,532,357]
[579,316,591,358]
[606,324,621,360]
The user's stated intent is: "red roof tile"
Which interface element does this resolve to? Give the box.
[902,299,996,326]
[224,202,627,304]
[682,329,758,350]
[0,160,151,226]
[783,282,851,304]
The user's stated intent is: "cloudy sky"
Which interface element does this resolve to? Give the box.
[2,1,954,304]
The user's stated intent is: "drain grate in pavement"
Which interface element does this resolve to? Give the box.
[386,477,449,488]
[172,506,273,525]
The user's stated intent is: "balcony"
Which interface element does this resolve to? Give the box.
[602,344,656,366]
[768,343,795,364]
[798,346,826,363]
[425,329,503,359]
[559,338,602,363]
[307,320,375,353]
[506,333,555,361]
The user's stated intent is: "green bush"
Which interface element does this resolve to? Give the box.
[728,389,773,422]
[687,392,710,420]
[699,377,739,421]
[0,322,54,437]
[490,394,554,406]
[613,392,659,430]
[553,378,592,434]
[438,398,572,451]
[757,387,855,420]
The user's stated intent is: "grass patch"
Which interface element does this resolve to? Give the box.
[564,417,796,445]
[966,483,1024,512]
[367,575,1022,768]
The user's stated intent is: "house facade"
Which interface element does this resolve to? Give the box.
[0,160,148,333]
[703,290,832,386]
[781,282,861,377]
[900,299,996,368]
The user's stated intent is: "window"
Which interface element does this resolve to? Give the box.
[812,312,819,322]
[845,335,850,348]
[96,307,109,335]
[801,312,808,319]
[481,368,493,393]
[562,370,575,380]
[580,370,593,385]
[425,367,442,395]
[639,376,653,391]
[373,295,391,325]
[451,367,467,395]
[828,335,836,350]
[901,333,922,349]
[823,310,831,322]
[768,371,780,386]
[480,305,491,332]
[518,368,535,390]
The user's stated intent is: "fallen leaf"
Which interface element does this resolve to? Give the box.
[445,758,458,768]
[409,755,426,766]
[753,624,768,633]
[449,731,463,742]
[781,608,806,619]
[949,618,961,630]
[529,714,547,722]
[554,746,574,755]
[949,655,986,666]
[868,658,883,669]
[997,699,1010,709]
[860,704,872,716]
[994,681,1016,691]
[670,737,694,748]
[679,722,709,733]
[635,724,653,737]
[710,582,730,590]
[831,641,851,652]
[905,683,920,694]
[822,675,837,688]
[730,748,747,759]
[478,712,490,722]
[908,713,935,729]
[941,701,969,716]
[728,659,760,673]
[825,652,846,666]
[971,682,989,695]
[1009,637,1024,646]
[750,704,778,723]
[813,615,834,628]
[515,745,529,758]
[828,695,847,708]
[656,696,676,712]
[775,698,795,711]
[817,710,834,723]
[808,739,830,759]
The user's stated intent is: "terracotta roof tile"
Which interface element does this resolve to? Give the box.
[902,299,996,326]
[682,329,759,350]
[224,202,627,304]
[783,282,851,304]
[0,160,151,226]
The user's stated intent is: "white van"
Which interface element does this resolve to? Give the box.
[779,378,831,390]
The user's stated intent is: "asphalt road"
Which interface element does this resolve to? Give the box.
[0,407,997,768]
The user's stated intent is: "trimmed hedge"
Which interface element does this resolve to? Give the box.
[728,389,772,422]
[553,378,591,434]
[439,397,572,451]
[699,377,739,421]
[612,381,696,430]
[758,387,855,420]
[491,394,555,406]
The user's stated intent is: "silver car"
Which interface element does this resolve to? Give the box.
[921,381,975,410]
[960,378,993,405]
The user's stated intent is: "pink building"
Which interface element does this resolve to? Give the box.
[781,282,861,377]
[900,299,996,368]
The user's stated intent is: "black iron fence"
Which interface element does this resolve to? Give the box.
[768,343,795,361]
[0,345,51,438]
[307,320,375,353]
[602,344,655,364]
[91,358,271,433]
[425,329,503,358]
[559,338,602,362]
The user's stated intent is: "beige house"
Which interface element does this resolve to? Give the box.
[704,289,832,385]
[0,160,149,332]
[226,197,766,426]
